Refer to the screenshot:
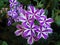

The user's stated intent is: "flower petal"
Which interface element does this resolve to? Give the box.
[46,18,54,23]
[27,36,34,44]
[28,6,35,13]
[23,30,31,37]
[14,30,22,36]
[42,33,48,39]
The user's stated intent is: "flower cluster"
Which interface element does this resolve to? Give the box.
[7,0,54,45]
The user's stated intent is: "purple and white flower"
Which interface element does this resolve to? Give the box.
[39,17,53,27]
[22,22,37,37]
[14,24,25,36]
[27,6,40,20]
[8,1,54,44]
[7,9,18,19]
[7,17,13,26]
[9,0,18,8]
[36,26,52,39]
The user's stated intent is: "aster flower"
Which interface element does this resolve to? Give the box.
[14,24,25,36]
[7,9,18,19]
[35,26,52,39]
[9,0,18,8]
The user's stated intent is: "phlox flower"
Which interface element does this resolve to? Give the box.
[35,26,53,39]
[27,6,40,20]
[7,9,18,19]
[14,24,25,36]
[9,0,18,8]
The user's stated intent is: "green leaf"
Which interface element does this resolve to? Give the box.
[52,9,55,18]
[0,1,4,10]
[36,1,43,8]
[56,41,60,45]
[55,15,60,26]
[2,41,8,45]
[44,9,48,15]
[34,19,40,26]
[12,22,22,26]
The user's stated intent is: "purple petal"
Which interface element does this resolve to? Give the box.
[10,4,13,8]
[33,36,39,41]
[28,6,35,13]
[27,36,34,44]
[16,24,23,29]
[14,30,22,36]
[35,9,40,14]
[19,17,26,22]
[14,2,18,5]
[37,33,41,39]
[40,9,45,15]
[9,0,14,3]
[42,33,48,39]
[23,30,30,37]
[46,18,54,23]
[42,29,52,33]
[22,22,30,29]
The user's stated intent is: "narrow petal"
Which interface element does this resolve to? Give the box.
[19,17,26,22]
[35,9,40,14]
[37,33,41,39]
[10,3,13,8]
[14,30,22,36]
[42,33,48,39]
[46,18,53,23]
[28,6,35,13]
[40,9,45,15]
[16,24,23,29]
[23,30,31,37]
[27,37,34,44]
[22,22,30,29]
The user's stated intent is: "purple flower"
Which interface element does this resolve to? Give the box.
[39,17,53,27]
[27,6,40,20]
[35,26,52,39]
[22,22,39,44]
[7,17,13,26]
[17,5,23,15]
[22,22,37,37]
[9,0,18,8]
[7,9,18,19]
[17,9,34,23]
[14,24,25,36]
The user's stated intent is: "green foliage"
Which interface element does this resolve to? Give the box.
[36,1,44,8]
[55,15,60,26]
[56,41,60,45]
[2,41,8,45]
[0,0,9,10]
[18,0,31,5]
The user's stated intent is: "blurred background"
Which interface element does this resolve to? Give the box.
[0,0,60,45]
